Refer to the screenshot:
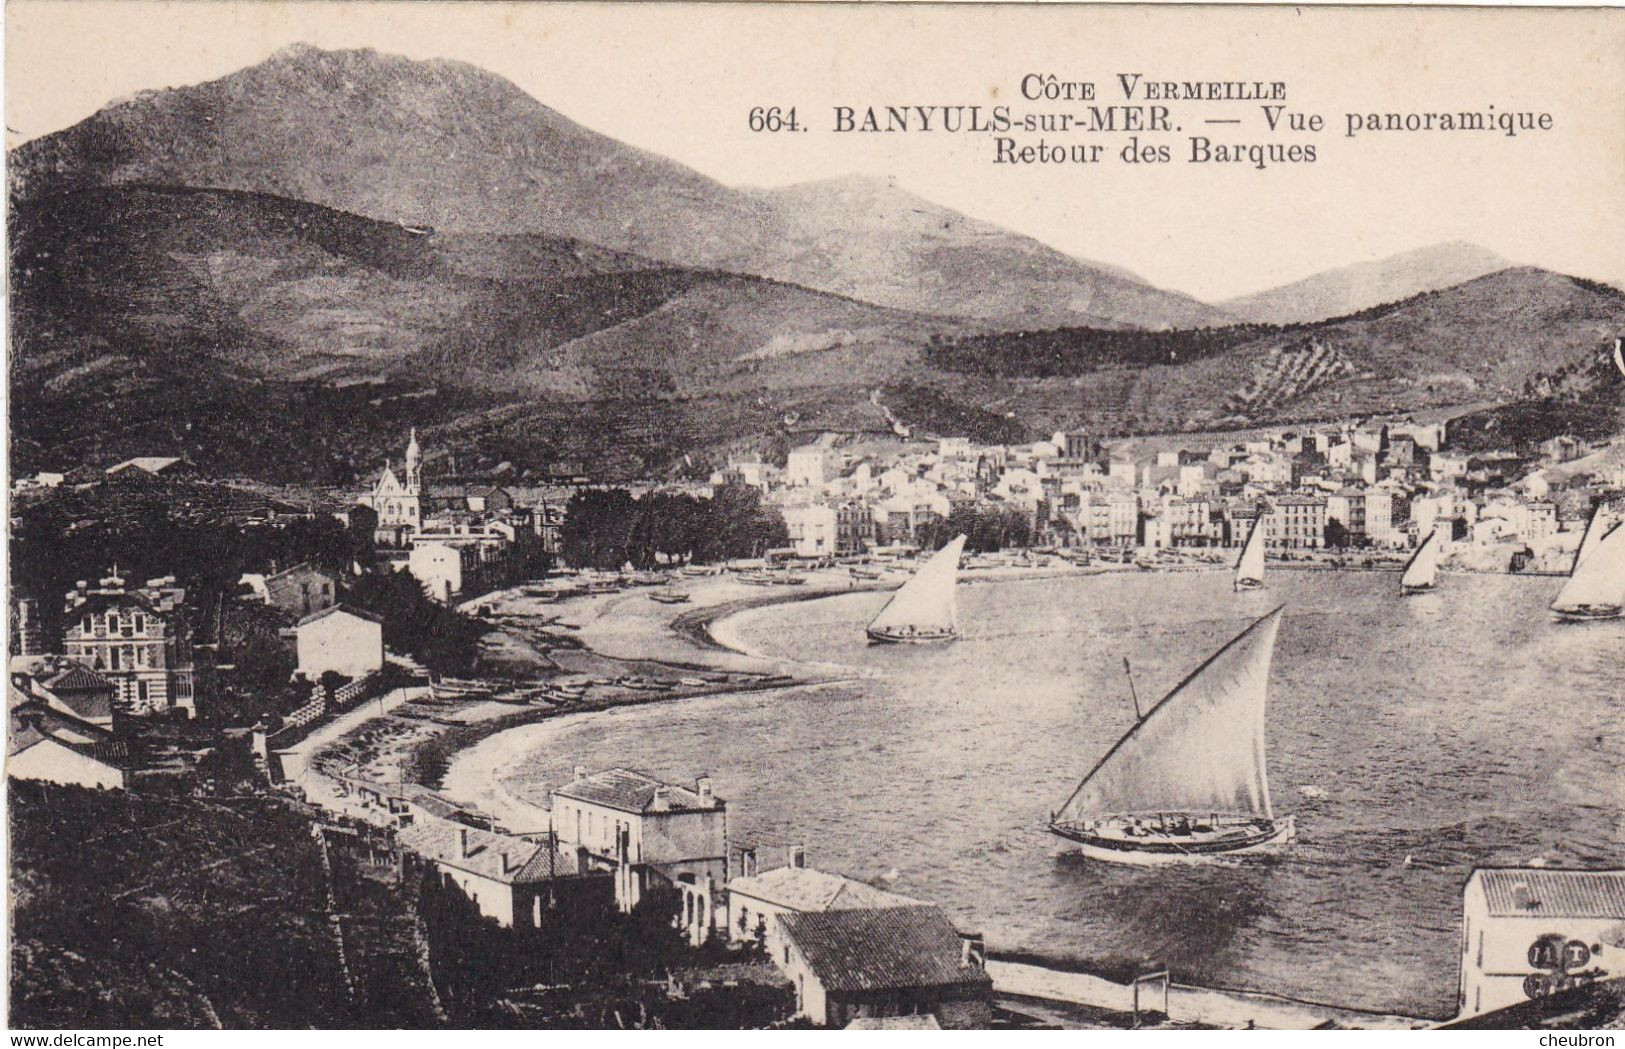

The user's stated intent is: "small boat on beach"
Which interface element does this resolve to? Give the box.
[1048,606,1295,863]
[649,591,691,604]
[1550,508,1624,621]
[1400,527,1442,594]
[866,534,967,644]
[1234,514,1268,591]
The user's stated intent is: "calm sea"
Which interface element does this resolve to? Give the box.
[500,570,1624,1018]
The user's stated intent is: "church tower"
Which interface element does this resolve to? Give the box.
[404,428,422,495]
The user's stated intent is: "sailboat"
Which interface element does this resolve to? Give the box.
[1048,606,1295,863]
[1569,505,1615,576]
[1400,527,1442,594]
[1233,514,1267,591]
[1550,515,1625,622]
[866,534,967,644]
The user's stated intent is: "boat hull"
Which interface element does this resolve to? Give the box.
[1049,815,1295,864]
[1401,583,1436,595]
[866,628,957,645]
[1550,604,1622,622]
[1233,578,1265,592]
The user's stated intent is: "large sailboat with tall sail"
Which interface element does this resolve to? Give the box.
[866,534,968,643]
[1400,527,1443,594]
[1550,509,1624,622]
[1048,606,1295,863]
[1233,513,1268,591]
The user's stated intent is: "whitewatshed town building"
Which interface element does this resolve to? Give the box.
[397,815,608,928]
[550,767,728,918]
[292,604,384,680]
[1457,867,1625,1018]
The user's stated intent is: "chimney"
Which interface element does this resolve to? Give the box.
[651,786,671,811]
[1511,882,1540,911]
[959,931,986,970]
[789,844,806,869]
[574,764,588,782]
[458,827,472,858]
[697,776,714,807]
[500,851,512,874]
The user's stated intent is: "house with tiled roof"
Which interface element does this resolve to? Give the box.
[551,766,728,921]
[10,655,119,727]
[1458,867,1625,1019]
[774,904,992,1028]
[8,685,129,790]
[727,855,923,956]
[397,814,609,928]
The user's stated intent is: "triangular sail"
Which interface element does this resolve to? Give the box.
[1056,607,1285,823]
[1552,522,1625,614]
[1235,515,1267,586]
[1572,506,1615,575]
[1401,528,1441,589]
[868,535,966,635]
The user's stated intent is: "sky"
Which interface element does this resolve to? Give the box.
[6,1,1624,301]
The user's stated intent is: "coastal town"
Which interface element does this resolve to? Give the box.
[7,5,1625,1035]
[10,410,1624,1029]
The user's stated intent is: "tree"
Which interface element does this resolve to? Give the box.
[1324,518,1351,549]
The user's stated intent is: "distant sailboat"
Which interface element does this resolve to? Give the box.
[1049,606,1295,863]
[1550,518,1625,622]
[1234,514,1267,591]
[866,534,967,644]
[1400,527,1442,594]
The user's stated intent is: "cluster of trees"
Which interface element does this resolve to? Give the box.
[917,504,1035,553]
[346,570,484,677]
[561,485,789,570]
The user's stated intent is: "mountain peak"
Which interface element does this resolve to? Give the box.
[10,45,1224,330]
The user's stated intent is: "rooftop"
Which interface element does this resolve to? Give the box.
[395,815,587,885]
[728,865,923,913]
[777,905,991,995]
[295,603,383,628]
[1470,868,1625,918]
[553,767,718,814]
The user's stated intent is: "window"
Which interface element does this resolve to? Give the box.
[137,681,148,704]
[81,615,93,634]
[134,614,146,633]
[109,648,121,671]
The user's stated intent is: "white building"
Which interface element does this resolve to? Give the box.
[786,446,833,487]
[1457,867,1625,1018]
[294,605,384,680]
[396,815,604,928]
[551,767,728,915]
[8,699,127,790]
[783,503,839,558]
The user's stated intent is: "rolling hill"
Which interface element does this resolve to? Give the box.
[9,43,1223,330]
[6,185,951,480]
[1221,241,1514,324]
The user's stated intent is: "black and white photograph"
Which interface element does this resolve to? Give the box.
[4,0,1623,1034]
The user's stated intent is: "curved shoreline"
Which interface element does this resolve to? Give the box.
[302,563,1453,1027]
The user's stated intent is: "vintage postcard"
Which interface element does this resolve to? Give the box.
[5,0,1623,1034]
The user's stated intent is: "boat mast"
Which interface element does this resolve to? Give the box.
[1123,657,1143,720]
